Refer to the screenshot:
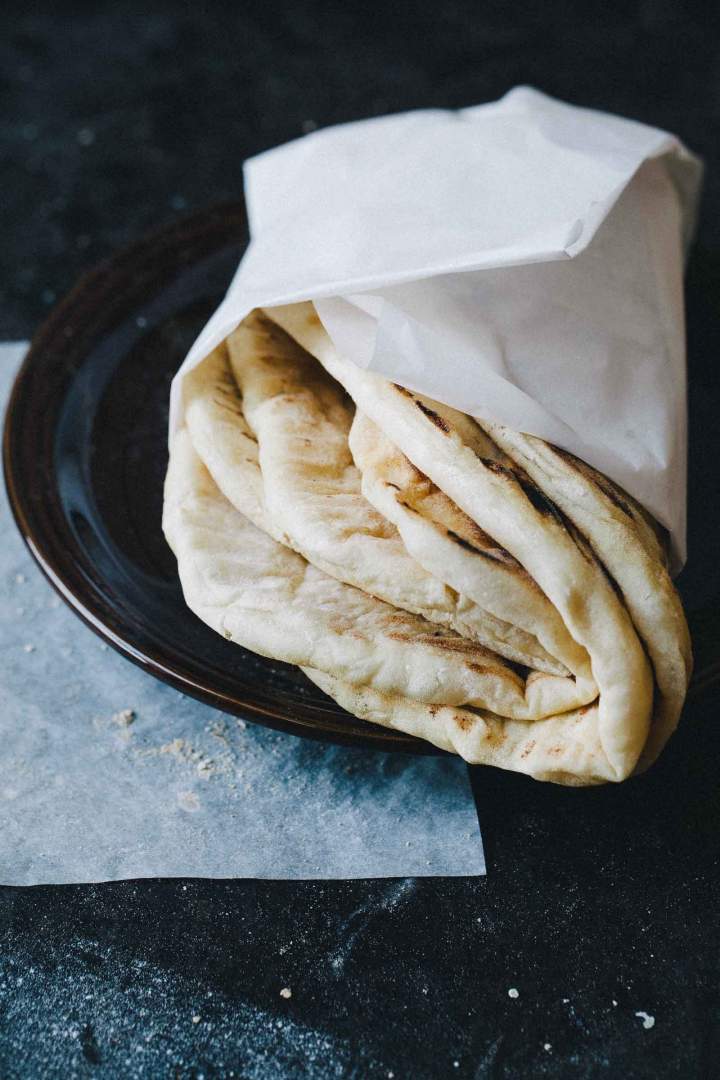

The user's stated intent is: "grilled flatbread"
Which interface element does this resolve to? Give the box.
[164,299,690,784]
[187,312,591,688]
[264,302,661,781]
[478,424,691,768]
[165,428,592,720]
[183,342,286,543]
[348,411,593,686]
[303,668,612,786]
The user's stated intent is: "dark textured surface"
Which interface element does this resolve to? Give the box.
[2,1,720,1077]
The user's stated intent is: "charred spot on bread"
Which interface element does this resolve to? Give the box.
[481,458,515,478]
[415,400,450,432]
[551,444,635,518]
[445,528,517,567]
[514,473,560,517]
[483,458,567,523]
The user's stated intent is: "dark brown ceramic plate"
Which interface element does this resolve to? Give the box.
[2,202,435,752]
[3,204,719,756]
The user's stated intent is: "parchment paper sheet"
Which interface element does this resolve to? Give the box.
[1,345,484,884]
[172,87,702,566]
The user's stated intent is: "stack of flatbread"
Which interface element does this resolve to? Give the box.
[163,305,692,785]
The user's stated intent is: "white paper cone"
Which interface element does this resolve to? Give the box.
[170,87,702,566]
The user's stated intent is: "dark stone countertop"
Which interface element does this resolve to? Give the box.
[2,2,720,1077]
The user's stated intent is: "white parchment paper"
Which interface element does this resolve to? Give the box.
[171,87,702,566]
[1,346,484,884]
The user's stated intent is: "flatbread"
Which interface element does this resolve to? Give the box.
[193,312,590,686]
[165,427,627,782]
[303,668,613,786]
[349,411,593,684]
[477,424,692,768]
[182,342,286,543]
[164,428,592,720]
[263,302,656,781]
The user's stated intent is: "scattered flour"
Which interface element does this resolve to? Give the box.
[178,791,201,813]
[134,733,240,786]
[112,709,135,727]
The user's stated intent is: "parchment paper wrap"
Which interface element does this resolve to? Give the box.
[171,87,702,566]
